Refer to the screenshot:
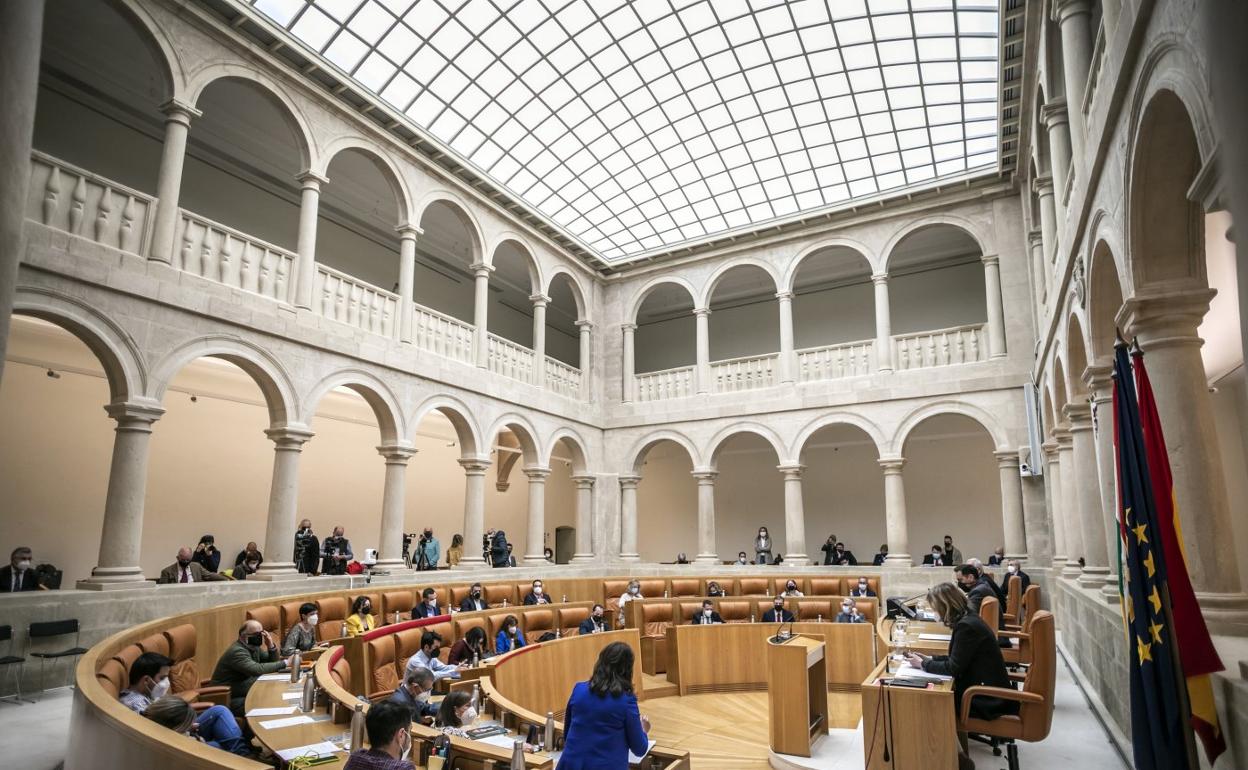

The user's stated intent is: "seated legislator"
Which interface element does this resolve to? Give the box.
[435,690,475,738]
[143,695,251,757]
[523,578,552,605]
[411,587,445,619]
[389,665,438,724]
[580,604,609,634]
[922,545,947,566]
[849,577,877,597]
[872,544,889,566]
[210,620,289,714]
[344,699,417,770]
[1005,560,1031,592]
[781,580,804,597]
[734,551,749,566]
[406,630,462,682]
[495,614,526,653]
[459,582,489,612]
[988,547,1006,566]
[835,599,865,623]
[558,641,652,770]
[281,602,321,656]
[344,595,377,637]
[447,626,488,665]
[691,600,724,625]
[618,579,642,626]
[157,547,227,583]
[119,652,173,713]
[830,542,857,565]
[1,547,39,592]
[707,580,727,597]
[761,598,794,624]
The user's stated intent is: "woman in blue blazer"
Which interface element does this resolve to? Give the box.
[495,614,526,653]
[557,642,651,769]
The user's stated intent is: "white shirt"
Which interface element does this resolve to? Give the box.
[618,591,641,625]
[408,648,460,681]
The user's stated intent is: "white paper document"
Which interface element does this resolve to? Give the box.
[246,706,297,716]
[275,742,343,761]
[894,663,952,682]
[918,632,952,641]
[628,739,656,764]
[281,692,304,701]
[259,715,316,729]
[257,673,291,681]
[475,734,523,750]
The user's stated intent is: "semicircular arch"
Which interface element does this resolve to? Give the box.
[625,430,701,475]
[408,394,483,459]
[148,335,297,427]
[790,412,887,461]
[184,65,315,170]
[698,258,781,309]
[880,215,991,272]
[544,427,590,474]
[485,412,543,466]
[319,136,414,224]
[301,368,404,445]
[414,190,486,261]
[626,277,699,324]
[783,237,876,291]
[704,422,788,468]
[891,400,1009,455]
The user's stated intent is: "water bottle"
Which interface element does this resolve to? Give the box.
[290,650,302,683]
[503,598,509,607]
[510,739,525,770]
[663,589,669,598]
[340,620,347,638]
[544,711,555,750]
[555,628,561,639]
[471,683,480,713]
[394,611,400,626]
[473,651,480,667]
[750,613,756,623]
[817,614,823,623]
[349,703,365,752]
[765,587,771,597]
[300,666,316,713]
[561,593,567,603]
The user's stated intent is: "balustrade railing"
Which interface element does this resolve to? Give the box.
[315,264,398,337]
[796,340,874,382]
[1081,22,1108,119]
[175,211,296,304]
[892,324,987,370]
[27,151,154,255]
[634,365,694,402]
[411,305,475,364]
[487,333,535,383]
[544,356,582,399]
[711,353,777,393]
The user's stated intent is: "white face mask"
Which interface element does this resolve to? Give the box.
[1007,565,1017,574]
[150,677,171,699]
[629,586,639,595]
[400,730,412,760]
[306,614,319,626]
[461,707,478,725]
[859,582,867,588]
[414,689,430,703]
[703,609,712,617]
[534,587,543,596]
[16,560,31,571]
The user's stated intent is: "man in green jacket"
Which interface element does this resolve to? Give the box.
[211,619,289,715]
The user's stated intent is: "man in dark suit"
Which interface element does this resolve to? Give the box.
[522,579,551,605]
[388,665,438,724]
[849,577,876,597]
[761,598,794,624]
[957,565,1010,647]
[1,547,39,592]
[459,583,489,612]
[987,547,1006,566]
[922,545,946,566]
[579,605,609,634]
[872,544,888,566]
[1005,560,1031,593]
[157,547,227,584]
[830,542,857,565]
[691,600,724,625]
[411,587,444,619]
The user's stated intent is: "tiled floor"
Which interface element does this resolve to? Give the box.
[0,686,72,770]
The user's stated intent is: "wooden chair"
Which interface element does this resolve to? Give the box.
[483,583,516,607]
[1007,585,1040,632]
[960,611,1056,770]
[978,595,1000,632]
[639,603,673,674]
[716,599,753,623]
[558,606,590,636]
[522,608,556,644]
[808,577,843,596]
[278,600,306,637]
[315,596,349,641]
[738,577,770,596]
[797,599,834,621]
[382,590,415,624]
[638,578,668,599]
[1003,575,1022,625]
[851,599,878,625]
[162,624,229,706]
[669,578,701,597]
[677,601,703,624]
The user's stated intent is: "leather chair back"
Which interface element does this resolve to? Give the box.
[1019,585,1041,625]
[98,658,126,699]
[522,609,556,644]
[137,633,170,657]
[640,602,673,637]
[639,579,667,598]
[602,580,631,615]
[330,655,351,690]
[678,601,703,624]
[797,599,833,621]
[425,620,455,652]
[808,577,843,596]
[704,578,733,596]
[1005,575,1022,620]
[422,585,448,607]
[113,643,143,676]
[315,596,349,642]
[670,578,701,597]
[852,599,878,624]
[717,600,752,623]
[395,629,424,671]
[485,583,516,607]
[847,577,880,596]
[246,606,280,635]
[559,606,590,636]
[280,601,307,635]
[382,591,415,623]
[163,624,197,662]
[366,636,400,696]
[979,595,1000,631]
[738,577,770,596]
[489,613,517,642]
[1018,611,1056,741]
[454,615,489,648]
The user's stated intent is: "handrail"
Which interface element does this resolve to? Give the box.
[28,150,156,257]
[708,351,779,367]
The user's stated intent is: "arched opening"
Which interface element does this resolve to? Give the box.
[634,440,696,562]
[709,433,783,561]
[484,423,541,563]
[1087,243,1124,362]
[317,148,405,292]
[408,406,482,567]
[634,283,696,377]
[487,240,539,349]
[798,424,885,564]
[415,200,479,326]
[546,273,584,368]
[545,436,585,564]
[706,266,780,362]
[901,414,1003,562]
[1065,318,1090,401]
[791,246,876,378]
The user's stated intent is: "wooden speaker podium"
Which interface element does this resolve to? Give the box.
[766,633,829,757]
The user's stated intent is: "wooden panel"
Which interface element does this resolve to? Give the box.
[767,634,828,757]
[861,658,957,770]
[489,629,643,720]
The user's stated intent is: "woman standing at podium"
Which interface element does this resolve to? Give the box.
[558,642,651,769]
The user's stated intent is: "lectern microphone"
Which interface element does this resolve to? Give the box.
[770,619,795,644]
[886,594,921,620]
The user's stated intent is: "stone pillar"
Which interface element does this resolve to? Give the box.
[1052,0,1093,162]
[995,450,1028,559]
[694,307,711,394]
[1054,427,1085,577]
[457,458,490,568]
[1042,440,1068,570]
[621,323,636,403]
[981,255,1007,358]
[778,463,810,565]
[618,474,641,562]
[375,444,416,572]
[1035,175,1057,264]
[1086,365,1122,598]
[254,425,315,580]
[396,224,421,343]
[1066,403,1112,587]
[690,469,719,563]
[530,294,549,388]
[872,275,893,372]
[1122,291,1243,596]
[79,401,165,589]
[471,262,493,368]
[879,457,911,565]
[570,474,595,563]
[149,100,202,264]
[293,171,328,310]
[576,320,593,399]
[522,466,551,564]
[1027,229,1047,303]
[0,0,45,387]
[776,291,797,384]
[1041,99,1073,208]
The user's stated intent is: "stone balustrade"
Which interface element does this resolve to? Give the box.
[176,210,296,304]
[27,151,153,256]
[634,364,695,402]
[710,352,777,393]
[544,355,582,399]
[487,332,536,383]
[412,304,475,364]
[893,323,987,370]
[315,263,398,337]
[797,339,874,381]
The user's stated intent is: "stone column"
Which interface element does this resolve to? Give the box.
[522,466,551,564]
[995,450,1028,559]
[694,308,711,394]
[618,474,641,562]
[776,291,797,384]
[981,254,1007,358]
[293,171,328,310]
[1066,403,1111,586]
[395,224,421,343]
[1042,440,1068,570]
[1122,291,1244,596]
[530,294,549,388]
[254,425,315,580]
[1035,175,1057,264]
[149,100,203,264]
[778,463,810,565]
[576,320,593,399]
[457,458,490,568]
[570,474,595,562]
[0,0,45,387]
[79,401,164,589]
[621,323,636,403]
[879,457,912,565]
[1054,427,1085,577]
[690,469,719,563]
[1052,0,1093,162]
[872,275,893,372]
[1086,365,1122,598]
[471,262,493,368]
[1028,229,1047,304]
[375,444,416,572]
[1041,99,1073,208]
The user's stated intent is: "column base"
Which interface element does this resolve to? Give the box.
[1050,556,1068,571]
[883,554,912,566]
[1061,562,1084,579]
[523,554,548,566]
[618,553,641,563]
[694,553,719,565]
[1077,566,1111,588]
[1194,592,1248,636]
[371,559,414,575]
[77,565,153,590]
[253,561,304,581]
[570,553,596,563]
[1099,582,1122,603]
[782,554,810,566]
[1005,553,1028,562]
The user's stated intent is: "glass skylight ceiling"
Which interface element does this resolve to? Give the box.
[250,0,1000,261]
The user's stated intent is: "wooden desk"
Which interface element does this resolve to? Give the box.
[767,634,829,757]
[245,677,348,767]
[875,617,952,655]
[860,658,957,770]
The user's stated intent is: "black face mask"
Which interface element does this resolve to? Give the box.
[471,590,481,598]
[245,634,263,647]
[361,605,371,614]
[773,604,784,612]
[177,559,191,568]
[592,612,602,620]
[958,581,972,593]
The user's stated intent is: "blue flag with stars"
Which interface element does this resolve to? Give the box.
[1113,342,1191,770]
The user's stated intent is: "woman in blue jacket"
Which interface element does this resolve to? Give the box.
[557,641,651,769]
[495,614,526,653]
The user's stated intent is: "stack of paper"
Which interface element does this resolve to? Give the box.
[894,663,952,681]
[246,706,297,717]
[275,742,343,761]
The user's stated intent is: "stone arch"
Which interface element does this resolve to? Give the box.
[148,335,297,427]
[698,258,781,309]
[488,235,543,297]
[704,423,789,468]
[790,412,887,461]
[110,0,182,101]
[1051,355,1070,421]
[1125,38,1217,168]
[626,430,701,475]
[544,267,589,321]
[1065,313,1091,398]
[782,238,875,292]
[1041,381,1057,437]
[184,65,316,171]
[485,413,542,467]
[413,190,486,262]
[892,400,1010,454]
[408,395,482,459]
[319,137,414,225]
[543,428,589,474]
[300,368,404,445]
[12,286,146,404]
[880,215,992,272]
[626,276,699,325]
[1087,239,1126,362]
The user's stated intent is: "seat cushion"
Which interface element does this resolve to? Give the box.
[808,577,843,596]
[738,578,769,596]
[137,633,170,657]
[168,659,200,693]
[669,579,700,597]
[246,606,280,635]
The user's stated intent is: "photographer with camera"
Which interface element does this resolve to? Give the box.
[320,526,353,576]
[414,528,440,571]
[294,519,319,575]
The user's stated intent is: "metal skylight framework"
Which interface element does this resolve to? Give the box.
[249,0,1000,261]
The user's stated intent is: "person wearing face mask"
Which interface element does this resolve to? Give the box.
[344,699,418,769]
[754,527,773,565]
[345,595,376,637]
[523,579,551,605]
[282,602,321,655]
[495,614,527,653]
[987,546,1006,566]
[618,580,642,626]
[781,580,804,597]
[707,581,727,597]
[119,652,175,713]
[735,551,749,566]
[157,546,226,583]
[294,519,320,575]
[411,587,444,619]
[1,546,38,592]
[849,577,876,597]
[872,543,889,566]
[835,599,865,623]
[691,599,723,625]
[1005,559,1031,593]
[761,598,794,624]
[388,665,438,724]
[210,620,289,715]
[820,534,840,565]
[435,690,477,738]
[459,582,489,612]
[144,695,252,757]
[321,526,353,575]
[233,542,263,570]
[580,604,609,634]
[229,549,263,580]
[831,542,857,566]
[447,627,488,665]
[922,545,947,566]
[407,630,464,681]
[191,535,221,572]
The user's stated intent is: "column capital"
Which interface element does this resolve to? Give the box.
[395,222,424,240]
[159,99,203,124]
[377,443,417,463]
[1039,98,1070,129]
[620,322,638,333]
[1083,363,1113,396]
[1041,439,1059,458]
[1027,229,1044,248]
[1052,426,1074,447]
[1063,401,1094,430]
[575,319,595,330]
[994,449,1021,468]
[1052,0,1092,23]
[295,169,330,189]
[265,424,315,448]
[878,456,906,473]
[774,290,794,302]
[693,307,711,318]
[571,474,596,488]
[871,273,889,286]
[1032,174,1055,197]
[458,457,492,475]
[619,474,642,490]
[529,293,551,307]
[691,468,718,483]
[1118,288,1216,346]
[522,465,552,481]
[104,399,165,426]
[980,253,1000,267]
[469,262,495,278]
[776,462,804,479]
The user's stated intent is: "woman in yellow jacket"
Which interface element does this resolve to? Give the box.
[344,595,376,637]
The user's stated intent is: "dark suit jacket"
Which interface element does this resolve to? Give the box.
[388,685,439,720]
[157,562,225,584]
[579,618,608,635]
[987,554,1005,566]
[1012,570,1032,593]
[0,565,38,592]
[922,554,946,566]
[411,602,444,619]
[523,592,551,605]
[459,596,489,612]
[849,586,877,597]
[872,552,888,566]
[832,550,858,565]
[761,608,794,624]
[690,611,724,624]
[922,614,1018,720]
